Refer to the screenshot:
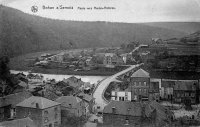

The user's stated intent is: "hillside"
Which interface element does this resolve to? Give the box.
[144,22,200,34]
[0,5,192,57]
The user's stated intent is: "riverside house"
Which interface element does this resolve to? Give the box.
[0,91,32,121]
[129,68,150,101]
[16,96,61,127]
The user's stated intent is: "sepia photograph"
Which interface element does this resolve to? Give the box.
[0,0,200,126]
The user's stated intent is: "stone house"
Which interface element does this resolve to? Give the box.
[103,100,173,127]
[77,93,95,114]
[173,81,197,104]
[16,96,61,127]
[0,91,32,121]
[160,80,174,100]
[103,53,123,68]
[55,96,86,118]
[129,69,150,101]
[149,82,160,102]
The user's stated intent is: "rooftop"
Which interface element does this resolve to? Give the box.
[16,96,60,109]
[55,96,82,108]
[77,93,94,102]
[131,68,150,78]
[103,101,142,116]
[0,117,36,127]
[0,91,32,107]
[174,81,197,91]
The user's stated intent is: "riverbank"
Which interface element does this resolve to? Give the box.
[11,66,129,76]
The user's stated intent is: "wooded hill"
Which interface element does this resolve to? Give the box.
[1,5,198,57]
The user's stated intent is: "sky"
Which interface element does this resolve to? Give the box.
[1,0,200,23]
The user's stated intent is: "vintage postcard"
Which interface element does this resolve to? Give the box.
[0,0,200,127]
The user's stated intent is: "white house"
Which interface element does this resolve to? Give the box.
[111,91,131,101]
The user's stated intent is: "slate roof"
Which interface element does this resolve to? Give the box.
[174,81,197,91]
[63,76,84,88]
[0,91,32,107]
[16,96,60,109]
[103,101,142,116]
[55,96,82,108]
[131,68,150,78]
[78,93,94,102]
[0,117,36,127]
[145,101,173,121]
[161,81,175,88]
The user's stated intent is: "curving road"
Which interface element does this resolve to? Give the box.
[93,63,143,112]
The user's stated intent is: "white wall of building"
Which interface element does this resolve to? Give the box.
[111,91,131,101]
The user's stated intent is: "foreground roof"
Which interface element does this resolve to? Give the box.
[55,96,82,108]
[131,68,150,78]
[103,101,142,116]
[16,96,60,109]
[0,91,32,107]
[174,81,197,91]
[0,117,36,127]
[78,93,94,102]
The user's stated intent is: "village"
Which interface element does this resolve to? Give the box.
[1,32,200,127]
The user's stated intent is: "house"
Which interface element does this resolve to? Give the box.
[0,91,32,121]
[103,100,172,127]
[12,80,29,94]
[77,93,95,114]
[16,96,61,127]
[173,81,197,104]
[0,117,36,127]
[145,101,173,126]
[103,53,123,68]
[160,80,174,100]
[55,96,86,125]
[14,73,28,83]
[151,38,163,44]
[111,90,131,101]
[63,76,85,93]
[129,68,150,101]
[120,53,132,64]
[149,82,160,102]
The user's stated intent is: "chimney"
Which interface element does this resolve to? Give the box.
[36,103,39,109]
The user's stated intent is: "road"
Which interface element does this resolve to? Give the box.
[93,63,143,112]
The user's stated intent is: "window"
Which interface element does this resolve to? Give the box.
[134,82,136,86]
[144,89,147,94]
[134,89,137,94]
[185,93,189,97]
[44,110,48,116]
[44,117,49,123]
[139,82,141,86]
[177,93,180,97]
[144,82,146,86]
[54,122,58,127]
[191,93,195,97]
[55,113,58,119]
[54,107,58,112]
[139,89,141,94]
[49,123,52,127]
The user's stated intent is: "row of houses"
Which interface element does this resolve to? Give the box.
[0,91,95,127]
[103,100,173,126]
[112,68,200,104]
[36,51,137,70]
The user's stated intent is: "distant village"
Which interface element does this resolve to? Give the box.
[1,34,200,127]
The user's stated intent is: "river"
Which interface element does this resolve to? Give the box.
[10,70,107,84]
